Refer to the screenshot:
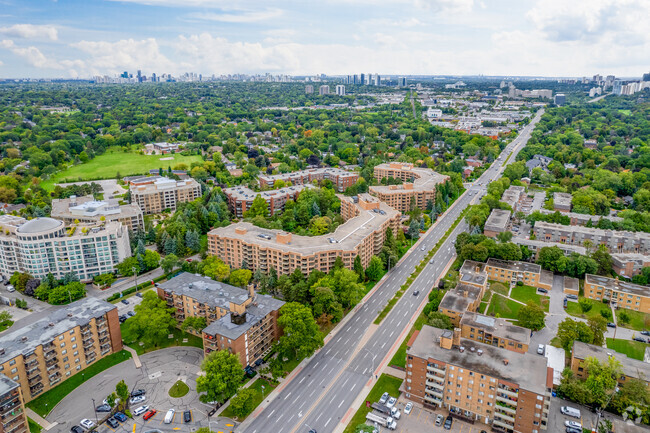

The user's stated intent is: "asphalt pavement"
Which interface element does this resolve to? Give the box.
[241,110,546,433]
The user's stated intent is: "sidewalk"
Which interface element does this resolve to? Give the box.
[123,346,142,368]
[26,408,58,431]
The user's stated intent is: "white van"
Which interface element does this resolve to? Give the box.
[560,406,581,418]
[164,409,175,424]
[6,285,14,292]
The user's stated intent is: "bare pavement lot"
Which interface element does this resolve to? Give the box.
[47,347,236,433]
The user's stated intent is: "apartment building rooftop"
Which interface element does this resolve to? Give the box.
[553,192,572,208]
[223,184,311,201]
[486,258,541,274]
[409,325,548,395]
[459,260,488,286]
[484,209,511,234]
[564,277,580,293]
[584,274,649,297]
[439,284,483,313]
[538,209,623,224]
[52,195,142,220]
[258,167,356,185]
[572,340,650,382]
[0,297,116,365]
[460,312,530,346]
[131,176,199,192]
[159,272,253,309]
[370,163,448,194]
[209,195,399,254]
[0,375,19,396]
[512,237,587,256]
[501,186,526,210]
[203,298,284,341]
[534,221,650,240]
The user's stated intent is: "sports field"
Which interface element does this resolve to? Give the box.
[41,148,203,190]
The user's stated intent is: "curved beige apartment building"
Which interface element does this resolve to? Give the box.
[208,194,400,275]
[370,162,449,212]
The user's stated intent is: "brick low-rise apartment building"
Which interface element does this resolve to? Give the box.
[439,284,484,327]
[611,253,650,278]
[130,176,201,214]
[0,298,122,403]
[405,326,551,433]
[0,376,27,433]
[369,163,449,213]
[207,194,400,276]
[483,209,511,238]
[258,167,358,193]
[485,258,553,291]
[533,221,650,255]
[583,274,650,313]
[156,272,284,368]
[223,185,310,218]
[571,340,650,386]
[459,312,530,354]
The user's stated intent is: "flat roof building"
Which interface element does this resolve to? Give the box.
[405,325,551,433]
[584,274,650,313]
[611,253,650,278]
[0,216,131,282]
[553,192,572,212]
[130,177,201,214]
[208,194,400,276]
[0,297,122,403]
[501,186,526,211]
[459,260,488,289]
[370,163,449,213]
[51,195,144,232]
[537,209,622,226]
[0,375,27,433]
[563,276,579,296]
[439,284,484,327]
[512,237,586,258]
[485,258,553,290]
[459,311,531,354]
[484,209,511,237]
[258,168,358,193]
[571,341,650,386]
[223,185,311,218]
[157,272,284,368]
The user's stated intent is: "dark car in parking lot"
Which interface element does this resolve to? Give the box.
[95,404,111,412]
[444,415,453,430]
[127,310,136,317]
[131,389,146,397]
[607,322,616,328]
[642,331,650,336]
[70,426,83,433]
[633,336,647,343]
[106,418,119,428]
[121,299,129,305]
[183,410,192,423]
[537,288,548,294]
[114,412,128,422]
[119,315,127,323]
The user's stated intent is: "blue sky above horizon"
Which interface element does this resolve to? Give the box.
[0,0,649,79]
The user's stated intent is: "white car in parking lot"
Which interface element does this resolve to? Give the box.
[133,405,149,416]
[130,395,146,404]
[79,419,95,430]
[565,420,582,429]
[386,397,397,409]
[404,402,413,415]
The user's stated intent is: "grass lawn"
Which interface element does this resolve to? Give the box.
[479,302,488,314]
[168,380,189,398]
[566,298,612,321]
[442,270,459,289]
[619,109,632,116]
[28,418,42,433]
[0,320,14,332]
[343,374,403,433]
[616,309,650,332]
[486,294,522,320]
[488,281,509,296]
[40,147,203,190]
[606,338,646,360]
[221,378,278,420]
[26,350,132,417]
[122,325,203,355]
[389,311,427,368]
[510,285,550,312]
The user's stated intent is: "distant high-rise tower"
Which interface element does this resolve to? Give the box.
[319,85,330,95]
[305,85,314,94]
[554,94,566,106]
[360,73,365,85]
[612,80,623,95]
[398,77,407,87]
[336,85,346,96]
[375,74,381,86]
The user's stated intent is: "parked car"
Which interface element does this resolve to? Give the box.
[565,420,582,429]
[130,395,146,404]
[435,414,444,426]
[164,409,175,424]
[183,410,192,423]
[79,419,95,430]
[537,288,548,294]
[560,406,581,418]
[121,299,129,305]
[641,331,650,336]
[143,431,163,433]
[566,427,582,433]
[102,397,120,406]
[114,412,128,422]
[379,392,389,405]
[633,336,646,343]
[6,285,15,292]
[566,294,578,300]
[143,410,157,420]
[95,404,111,412]
[70,426,84,433]
[537,344,545,355]
[133,405,149,416]
[127,310,136,317]
[106,418,119,429]
[119,315,127,323]
[607,322,616,328]
[136,292,143,298]
[386,397,397,409]
[444,415,453,430]
[404,402,413,415]
[131,389,146,397]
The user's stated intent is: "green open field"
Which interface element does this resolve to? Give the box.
[606,338,646,360]
[510,285,550,312]
[343,374,403,433]
[615,308,650,331]
[41,147,203,190]
[486,293,522,320]
[566,298,612,320]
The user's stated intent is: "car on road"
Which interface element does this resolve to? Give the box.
[6,285,14,292]
[70,426,84,433]
[633,336,647,343]
[607,322,616,328]
[308,430,317,433]
[386,397,396,408]
[133,405,149,416]
[420,246,426,251]
[435,414,444,426]
[114,412,128,422]
[537,344,545,355]
[404,403,413,415]
[79,419,95,429]
[183,410,192,423]
[444,415,453,430]
[95,404,111,412]
[136,292,143,298]
[143,410,157,420]
[379,392,389,404]
[164,409,175,424]
[537,288,548,294]
[130,395,146,404]
[642,331,650,336]
[565,420,581,429]
[131,389,146,397]
[413,290,419,296]
[106,418,119,429]
[121,299,129,305]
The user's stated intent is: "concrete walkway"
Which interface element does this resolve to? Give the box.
[382,366,405,380]
[26,408,58,431]
[123,345,142,368]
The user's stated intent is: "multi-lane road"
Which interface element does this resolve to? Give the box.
[242,109,545,433]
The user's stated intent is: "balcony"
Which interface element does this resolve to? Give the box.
[27,375,42,385]
[498,387,518,398]
[44,350,57,360]
[426,372,445,382]
[493,419,514,430]
[424,394,443,405]
[83,339,95,348]
[495,404,516,416]
[427,389,443,399]
[24,359,38,369]
[26,367,40,378]
[496,395,517,406]
[46,363,60,373]
[494,412,515,424]
[428,366,446,375]
[426,380,445,390]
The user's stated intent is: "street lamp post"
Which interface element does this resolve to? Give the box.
[91,398,98,427]
[595,387,619,433]
[132,266,139,291]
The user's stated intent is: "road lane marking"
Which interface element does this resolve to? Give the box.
[299,377,305,384]
[284,392,292,400]
[324,417,331,427]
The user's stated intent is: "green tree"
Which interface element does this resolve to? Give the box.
[587,316,608,346]
[196,350,244,404]
[536,246,568,273]
[556,318,595,351]
[229,388,256,418]
[143,250,160,271]
[229,269,252,288]
[185,229,201,253]
[182,316,207,334]
[579,298,593,313]
[427,312,453,330]
[354,424,376,433]
[277,302,324,361]
[9,272,31,292]
[46,281,86,305]
[200,255,231,281]
[161,253,180,273]
[517,301,545,331]
[353,255,365,281]
[244,195,269,218]
[583,356,622,407]
[365,256,384,282]
[311,286,343,323]
[497,231,513,243]
[122,291,176,347]
[115,380,130,410]
[116,256,140,276]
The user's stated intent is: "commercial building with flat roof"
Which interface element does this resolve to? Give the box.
[223,185,310,218]
[0,376,27,433]
[0,216,131,282]
[157,272,284,368]
[460,312,531,354]
[484,209,511,237]
[611,253,650,278]
[370,163,449,213]
[208,194,400,276]
[571,341,650,386]
[533,221,650,255]
[584,274,650,313]
[0,298,122,403]
[258,168,358,193]
[405,325,551,433]
[51,195,144,232]
[553,192,572,212]
[130,177,201,214]
[485,258,553,290]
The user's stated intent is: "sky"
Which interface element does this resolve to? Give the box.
[0,0,649,79]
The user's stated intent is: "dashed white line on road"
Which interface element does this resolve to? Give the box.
[299,377,305,384]
[284,392,291,400]
[325,417,332,427]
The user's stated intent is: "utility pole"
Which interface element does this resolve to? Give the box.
[133,266,139,291]
[92,398,98,427]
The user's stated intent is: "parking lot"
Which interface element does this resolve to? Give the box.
[388,398,480,433]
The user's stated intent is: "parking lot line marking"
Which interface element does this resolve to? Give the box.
[417,409,422,420]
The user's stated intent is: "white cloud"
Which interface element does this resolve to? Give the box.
[0,24,58,41]
[187,8,283,23]
[70,38,175,75]
[0,39,63,69]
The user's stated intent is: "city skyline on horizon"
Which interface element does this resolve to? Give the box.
[0,0,649,79]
